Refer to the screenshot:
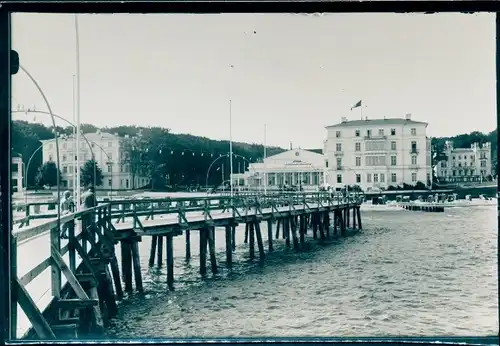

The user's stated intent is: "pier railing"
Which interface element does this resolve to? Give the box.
[13,192,363,229]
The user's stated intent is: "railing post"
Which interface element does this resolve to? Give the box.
[10,232,18,339]
[50,223,61,297]
[25,203,30,226]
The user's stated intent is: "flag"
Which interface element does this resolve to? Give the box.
[350,100,362,110]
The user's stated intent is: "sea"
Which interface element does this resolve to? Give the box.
[104,205,498,338]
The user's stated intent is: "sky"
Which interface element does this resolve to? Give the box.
[11,12,496,149]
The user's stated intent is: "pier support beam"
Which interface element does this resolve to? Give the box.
[199,228,207,276]
[185,230,191,260]
[166,234,174,290]
[225,225,232,267]
[267,219,274,252]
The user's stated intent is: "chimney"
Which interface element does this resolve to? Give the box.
[405,113,412,121]
[365,116,368,121]
[290,141,292,150]
[341,117,347,123]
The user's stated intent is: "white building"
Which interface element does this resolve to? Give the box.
[41,131,149,190]
[232,148,327,191]
[324,114,432,191]
[12,156,24,194]
[435,141,492,183]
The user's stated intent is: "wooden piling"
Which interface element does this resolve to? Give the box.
[199,228,207,275]
[275,219,281,239]
[185,230,191,260]
[254,222,265,260]
[225,225,232,266]
[312,213,318,239]
[157,236,164,268]
[148,236,157,267]
[166,234,174,289]
[299,215,305,246]
[130,240,143,292]
[249,222,255,259]
[356,207,362,230]
[290,217,299,251]
[339,209,346,236]
[109,256,123,299]
[267,219,274,252]
[207,227,218,274]
[324,212,330,238]
[318,213,325,240]
[284,217,291,248]
[244,223,249,244]
[231,224,236,251]
[120,241,133,293]
[352,207,357,229]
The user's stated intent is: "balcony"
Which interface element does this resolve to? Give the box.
[409,164,419,169]
[334,151,344,156]
[364,135,387,140]
[336,165,343,170]
[411,148,419,154]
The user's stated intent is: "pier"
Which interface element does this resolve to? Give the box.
[9,192,363,340]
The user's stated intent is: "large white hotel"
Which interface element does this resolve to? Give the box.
[323,114,432,190]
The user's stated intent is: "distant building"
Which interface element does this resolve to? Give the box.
[232,148,327,190]
[324,114,432,191]
[435,141,492,183]
[12,156,24,194]
[41,131,150,190]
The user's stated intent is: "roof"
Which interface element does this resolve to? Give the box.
[304,148,323,154]
[325,118,428,128]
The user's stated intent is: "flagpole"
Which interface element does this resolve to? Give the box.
[229,100,233,198]
[264,124,267,195]
[361,105,363,120]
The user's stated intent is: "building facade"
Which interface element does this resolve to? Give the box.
[435,141,492,183]
[232,149,327,191]
[41,132,149,190]
[324,114,432,191]
[12,156,24,194]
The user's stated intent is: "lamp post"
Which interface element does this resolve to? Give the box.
[74,14,82,211]
[263,124,267,195]
[19,65,61,231]
[205,153,252,191]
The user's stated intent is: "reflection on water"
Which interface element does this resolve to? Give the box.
[107,206,497,338]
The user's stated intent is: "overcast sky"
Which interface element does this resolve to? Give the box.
[11,12,496,149]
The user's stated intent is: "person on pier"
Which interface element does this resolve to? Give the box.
[60,190,73,239]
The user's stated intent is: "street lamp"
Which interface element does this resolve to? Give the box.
[18,65,62,231]
[205,153,253,191]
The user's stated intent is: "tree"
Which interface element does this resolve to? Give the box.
[80,159,104,187]
[414,181,427,190]
[34,161,61,188]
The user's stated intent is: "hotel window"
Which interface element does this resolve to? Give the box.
[366,129,372,137]
[126,179,130,188]
[62,154,67,161]
[471,155,475,161]
[108,179,112,186]
[367,173,372,183]
[335,131,341,138]
[69,166,73,173]
[108,152,113,160]
[391,173,397,183]
[108,141,112,147]
[391,156,397,166]
[380,173,385,182]
[63,143,67,149]
[391,141,396,150]
[481,160,487,167]
[390,128,396,136]
[325,160,329,168]
[355,130,360,137]
[336,143,342,152]
[108,164,112,173]
[458,156,461,160]
[464,155,467,160]
[356,174,361,183]
[411,155,417,165]
[411,128,416,136]
[378,129,384,136]
[373,173,379,183]
[355,157,361,166]
[355,143,361,152]
[49,155,53,161]
[337,174,342,183]
[452,156,455,160]
[412,173,417,182]
[336,158,342,167]
[63,166,67,173]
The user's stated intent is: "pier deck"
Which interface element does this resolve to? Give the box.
[9,192,363,340]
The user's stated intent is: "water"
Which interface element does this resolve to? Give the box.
[106,206,497,338]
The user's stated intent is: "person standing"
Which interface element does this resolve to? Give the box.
[60,190,72,239]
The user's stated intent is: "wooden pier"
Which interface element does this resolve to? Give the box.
[9,192,363,340]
